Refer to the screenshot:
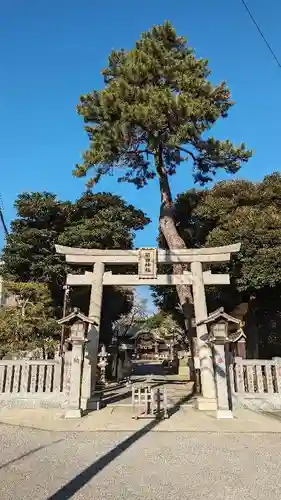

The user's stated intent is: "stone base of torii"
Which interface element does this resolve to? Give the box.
[56,244,241,412]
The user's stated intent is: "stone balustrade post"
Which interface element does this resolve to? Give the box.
[273,357,281,393]
[213,342,233,419]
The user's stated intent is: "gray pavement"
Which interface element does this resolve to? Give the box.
[2,403,281,433]
[1,423,281,500]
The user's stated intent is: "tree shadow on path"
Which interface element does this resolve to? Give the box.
[47,390,195,500]
[0,439,64,471]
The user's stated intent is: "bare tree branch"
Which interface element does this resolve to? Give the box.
[174,145,197,162]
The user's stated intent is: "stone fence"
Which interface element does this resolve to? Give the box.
[229,357,281,410]
[0,310,105,417]
[2,351,281,414]
[0,356,71,409]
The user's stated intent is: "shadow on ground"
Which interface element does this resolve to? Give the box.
[0,439,64,471]
[132,361,165,377]
[47,387,195,500]
[96,360,191,407]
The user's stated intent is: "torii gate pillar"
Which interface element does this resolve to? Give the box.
[87,261,105,399]
[191,261,216,409]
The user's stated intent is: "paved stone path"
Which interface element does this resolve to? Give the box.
[1,423,281,500]
[103,377,193,408]
[103,360,193,408]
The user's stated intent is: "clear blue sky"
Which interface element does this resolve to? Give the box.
[0,1,280,308]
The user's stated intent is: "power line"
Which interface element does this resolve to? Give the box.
[0,208,8,236]
[0,194,8,236]
[239,0,281,69]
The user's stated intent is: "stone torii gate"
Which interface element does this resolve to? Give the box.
[56,243,241,410]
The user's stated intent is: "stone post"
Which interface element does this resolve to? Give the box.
[273,357,281,393]
[237,338,246,359]
[191,261,217,410]
[65,320,87,419]
[213,343,233,419]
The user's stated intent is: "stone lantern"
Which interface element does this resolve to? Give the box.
[58,308,95,418]
[198,307,241,420]
[97,344,110,386]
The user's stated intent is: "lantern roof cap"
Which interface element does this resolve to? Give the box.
[57,307,97,326]
[228,329,246,342]
[198,307,242,327]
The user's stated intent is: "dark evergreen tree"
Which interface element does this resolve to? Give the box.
[2,191,150,343]
[153,173,281,357]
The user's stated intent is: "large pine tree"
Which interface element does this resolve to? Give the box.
[74,22,251,317]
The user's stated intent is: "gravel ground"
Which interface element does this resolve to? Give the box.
[0,423,281,500]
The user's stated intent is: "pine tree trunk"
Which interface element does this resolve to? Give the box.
[156,149,197,382]
[156,148,193,307]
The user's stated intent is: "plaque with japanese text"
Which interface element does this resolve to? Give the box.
[138,248,157,279]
